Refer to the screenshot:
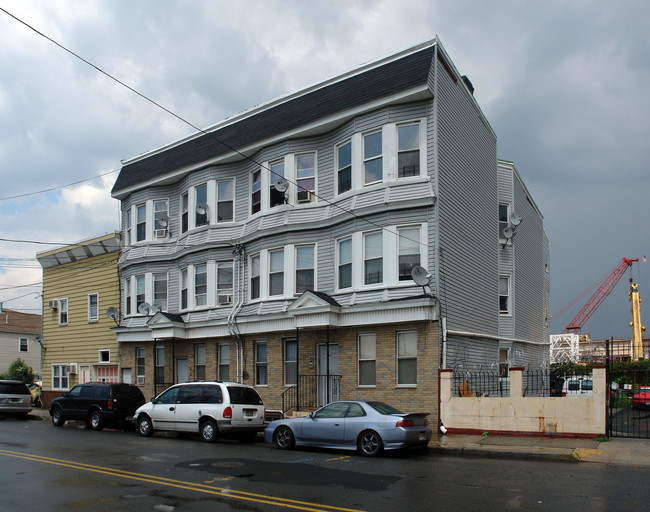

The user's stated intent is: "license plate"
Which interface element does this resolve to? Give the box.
[244,410,255,417]
[419,432,426,441]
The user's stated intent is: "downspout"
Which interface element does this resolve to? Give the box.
[326,325,330,404]
[228,244,245,382]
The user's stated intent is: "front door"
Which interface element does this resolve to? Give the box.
[318,344,339,406]
[176,358,189,384]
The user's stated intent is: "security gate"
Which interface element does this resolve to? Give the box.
[606,339,650,439]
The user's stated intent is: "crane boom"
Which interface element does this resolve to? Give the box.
[563,258,638,333]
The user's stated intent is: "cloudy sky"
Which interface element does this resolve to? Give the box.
[1,0,648,341]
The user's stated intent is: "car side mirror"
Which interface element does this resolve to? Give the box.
[62,392,69,398]
[309,412,315,419]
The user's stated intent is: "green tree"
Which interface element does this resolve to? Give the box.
[0,358,37,383]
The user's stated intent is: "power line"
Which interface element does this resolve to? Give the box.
[0,169,119,202]
[0,7,432,256]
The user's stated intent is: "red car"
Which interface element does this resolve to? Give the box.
[632,387,650,409]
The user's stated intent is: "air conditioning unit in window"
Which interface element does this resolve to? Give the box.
[137,376,145,386]
[48,300,58,310]
[218,294,233,306]
[154,228,168,238]
[67,363,78,374]
[297,190,312,203]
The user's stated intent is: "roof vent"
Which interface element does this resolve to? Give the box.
[461,75,474,95]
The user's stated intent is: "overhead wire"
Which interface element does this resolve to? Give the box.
[0,169,119,201]
[0,6,432,256]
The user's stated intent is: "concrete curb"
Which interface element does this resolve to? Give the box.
[428,444,581,463]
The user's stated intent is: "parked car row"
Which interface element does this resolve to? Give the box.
[47,381,432,457]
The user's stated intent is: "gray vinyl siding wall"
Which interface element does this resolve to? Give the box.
[434,57,498,337]
[512,174,546,344]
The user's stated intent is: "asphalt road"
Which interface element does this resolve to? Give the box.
[2,413,650,511]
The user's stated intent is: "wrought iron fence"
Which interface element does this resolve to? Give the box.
[452,371,508,397]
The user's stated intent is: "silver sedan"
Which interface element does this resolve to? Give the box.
[264,400,432,457]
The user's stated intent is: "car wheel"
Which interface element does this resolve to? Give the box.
[200,419,218,443]
[52,407,65,427]
[137,416,154,437]
[358,430,383,457]
[89,410,104,431]
[274,425,295,450]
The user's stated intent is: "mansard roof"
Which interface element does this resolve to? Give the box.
[111,40,438,198]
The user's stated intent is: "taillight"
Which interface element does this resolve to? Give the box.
[396,419,414,428]
[107,400,114,409]
[223,406,232,419]
[561,392,566,397]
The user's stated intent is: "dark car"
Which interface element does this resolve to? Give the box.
[49,382,145,431]
[0,380,32,416]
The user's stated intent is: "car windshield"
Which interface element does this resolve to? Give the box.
[366,401,403,415]
[227,386,263,405]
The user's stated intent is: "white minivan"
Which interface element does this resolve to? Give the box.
[134,382,265,442]
[562,377,593,397]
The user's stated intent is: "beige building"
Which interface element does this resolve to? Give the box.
[0,308,42,377]
[37,232,121,406]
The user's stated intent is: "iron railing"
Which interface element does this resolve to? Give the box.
[281,374,341,414]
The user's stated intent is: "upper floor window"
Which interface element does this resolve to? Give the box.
[154,199,169,238]
[217,179,234,222]
[88,293,99,322]
[499,203,510,240]
[135,275,145,312]
[499,275,511,315]
[126,210,132,245]
[269,160,286,208]
[364,231,383,285]
[217,261,234,305]
[153,272,168,311]
[296,153,315,203]
[136,204,147,242]
[180,268,188,309]
[251,170,262,214]
[19,337,28,352]
[337,141,352,194]
[338,237,352,290]
[363,131,382,185]
[398,226,421,281]
[295,245,314,294]
[250,254,261,300]
[269,249,284,296]
[125,279,132,315]
[194,264,207,307]
[397,123,420,177]
[195,184,209,227]
[59,298,68,326]
[181,192,189,234]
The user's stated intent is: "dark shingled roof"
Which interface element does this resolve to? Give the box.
[112,45,435,196]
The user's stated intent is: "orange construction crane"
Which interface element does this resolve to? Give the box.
[563,258,638,334]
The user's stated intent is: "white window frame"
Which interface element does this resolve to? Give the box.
[181,191,189,234]
[125,278,132,316]
[136,203,147,242]
[499,203,510,242]
[397,330,417,386]
[296,152,316,203]
[337,237,353,290]
[195,183,209,228]
[99,349,111,363]
[216,261,234,305]
[363,130,383,185]
[126,209,132,245]
[363,231,383,286]
[499,275,511,315]
[397,226,421,282]
[268,249,285,297]
[358,333,376,387]
[135,275,145,314]
[136,347,145,385]
[194,264,208,307]
[217,179,234,222]
[251,169,262,214]
[295,245,315,294]
[195,345,206,381]
[88,293,99,323]
[180,268,189,310]
[269,159,286,208]
[58,298,68,326]
[284,339,297,386]
[218,343,230,381]
[336,140,352,195]
[52,364,69,390]
[154,199,169,238]
[255,341,268,386]
[19,337,28,353]
[397,122,421,178]
[153,272,168,311]
[250,254,261,301]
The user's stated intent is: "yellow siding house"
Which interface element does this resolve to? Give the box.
[37,232,121,406]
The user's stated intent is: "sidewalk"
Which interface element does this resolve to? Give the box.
[429,432,650,466]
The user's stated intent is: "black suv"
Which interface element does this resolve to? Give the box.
[50,382,145,431]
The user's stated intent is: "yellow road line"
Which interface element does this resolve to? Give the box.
[0,449,366,512]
